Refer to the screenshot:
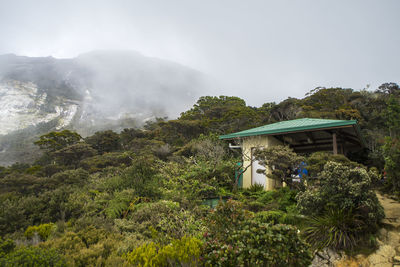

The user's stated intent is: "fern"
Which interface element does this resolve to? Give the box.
[105,189,136,219]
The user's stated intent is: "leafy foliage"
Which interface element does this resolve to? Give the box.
[34,130,82,152]
[0,246,66,267]
[41,226,123,266]
[254,145,304,186]
[25,223,55,241]
[85,130,121,154]
[54,143,97,167]
[203,200,312,266]
[303,208,365,250]
[3,85,400,264]
[0,238,15,257]
[104,189,135,219]
[79,152,132,173]
[125,236,202,267]
[297,161,384,244]
[383,137,400,193]
[180,96,262,134]
[306,151,359,177]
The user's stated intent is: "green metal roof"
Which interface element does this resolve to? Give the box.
[219,118,358,139]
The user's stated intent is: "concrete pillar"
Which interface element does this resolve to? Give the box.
[332,132,338,155]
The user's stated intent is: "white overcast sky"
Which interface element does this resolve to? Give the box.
[0,0,399,106]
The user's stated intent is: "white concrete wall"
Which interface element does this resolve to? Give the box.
[242,135,283,190]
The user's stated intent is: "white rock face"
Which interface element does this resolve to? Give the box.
[0,80,79,135]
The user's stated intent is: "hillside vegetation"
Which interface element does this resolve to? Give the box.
[1,83,400,266]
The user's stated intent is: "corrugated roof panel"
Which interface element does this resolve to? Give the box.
[219,118,357,139]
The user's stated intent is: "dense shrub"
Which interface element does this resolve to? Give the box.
[205,199,251,241]
[85,130,121,154]
[125,236,202,266]
[79,152,132,173]
[254,210,298,225]
[203,219,312,266]
[124,159,160,197]
[25,223,55,241]
[34,130,82,152]
[0,173,43,194]
[240,187,298,212]
[41,226,123,267]
[54,143,97,167]
[0,238,15,257]
[303,208,366,250]
[116,200,203,243]
[306,152,358,177]
[3,91,397,265]
[203,199,311,266]
[50,168,89,186]
[0,246,66,267]
[41,164,66,177]
[297,161,384,248]
[383,137,400,193]
[104,189,136,219]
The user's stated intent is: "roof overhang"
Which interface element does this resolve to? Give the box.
[219,118,365,153]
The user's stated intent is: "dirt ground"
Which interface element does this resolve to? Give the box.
[377,192,400,229]
[331,192,400,267]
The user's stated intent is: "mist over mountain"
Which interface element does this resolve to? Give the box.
[0,50,213,165]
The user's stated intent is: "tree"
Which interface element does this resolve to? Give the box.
[153,120,206,146]
[296,161,384,232]
[179,96,262,134]
[120,128,146,149]
[54,143,97,167]
[85,130,121,154]
[270,97,301,121]
[385,95,400,138]
[383,137,400,192]
[34,130,82,152]
[254,145,304,186]
[376,82,400,96]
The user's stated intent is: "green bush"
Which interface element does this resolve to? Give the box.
[79,152,132,173]
[205,199,251,241]
[116,200,202,243]
[25,165,43,175]
[203,219,312,266]
[103,157,161,199]
[255,210,297,225]
[50,168,89,186]
[297,161,384,241]
[0,238,15,257]
[306,151,358,177]
[0,246,66,267]
[383,137,400,192]
[241,187,298,212]
[41,226,124,267]
[85,130,121,154]
[161,158,236,204]
[302,208,365,250]
[247,183,265,192]
[203,198,311,266]
[25,223,55,241]
[54,143,97,167]
[104,189,136,219]
[41,164,66,177]
[125,236,202,267]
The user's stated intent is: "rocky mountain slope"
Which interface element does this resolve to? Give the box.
[0,51,212,165]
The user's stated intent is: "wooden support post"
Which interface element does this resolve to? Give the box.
[332,132,338,155]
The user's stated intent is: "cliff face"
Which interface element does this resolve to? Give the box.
[0,51,211,165]
[0,80,78,135]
